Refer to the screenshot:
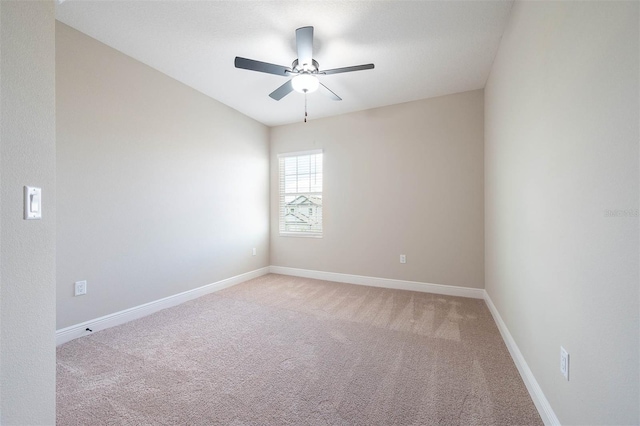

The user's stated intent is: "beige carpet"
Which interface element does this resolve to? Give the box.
[57,274,542,425]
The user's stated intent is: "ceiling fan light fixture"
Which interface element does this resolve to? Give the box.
[291,74,319,94]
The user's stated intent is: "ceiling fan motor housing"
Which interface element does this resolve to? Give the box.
[292,59,319,73]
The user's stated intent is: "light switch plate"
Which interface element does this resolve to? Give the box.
[24,186,42,220]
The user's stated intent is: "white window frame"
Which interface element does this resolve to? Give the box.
[278,149,323,238]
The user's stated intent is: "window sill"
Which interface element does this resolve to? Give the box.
[279,233,323,239]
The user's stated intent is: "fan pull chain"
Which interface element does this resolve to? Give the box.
[304,92,308,123]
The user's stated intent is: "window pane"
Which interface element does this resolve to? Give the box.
[311,172,322,192]
[297,174,310,192]
[297,155,310,174]
[285,175,297,193]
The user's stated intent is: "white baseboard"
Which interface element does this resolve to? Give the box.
[269,265,485,299]
[484,292,560,426]
[56,267,270,346]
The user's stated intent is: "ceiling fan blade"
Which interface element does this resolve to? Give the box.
[321,63,375,75]
[269,80,294,101]
[318,83,342,101]
[296,26,314,69]
[235,57,291,76]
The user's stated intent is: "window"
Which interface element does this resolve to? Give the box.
[278,150,323,237]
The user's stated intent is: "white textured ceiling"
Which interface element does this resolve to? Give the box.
[56,0,513,127]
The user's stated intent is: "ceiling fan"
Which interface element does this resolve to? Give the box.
[234,26,374,102]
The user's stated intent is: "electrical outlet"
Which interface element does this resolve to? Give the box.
[400,254,406,264]
[560,346,569,380]
[252,248,256,256]
[74,280,87,296]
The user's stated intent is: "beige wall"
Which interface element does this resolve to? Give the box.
[0,1,57,424]
[56,23,270,329]
[270,90,484,289]
[485,1,639,424]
